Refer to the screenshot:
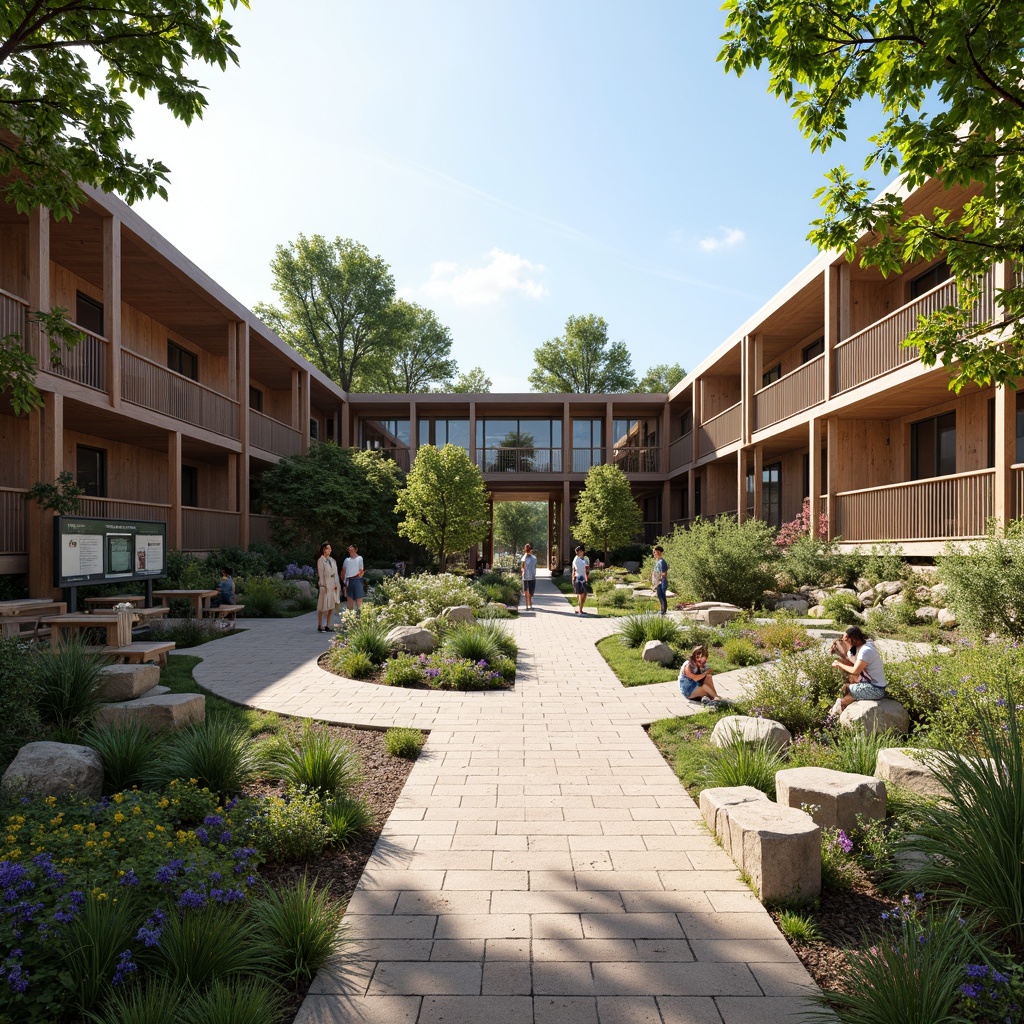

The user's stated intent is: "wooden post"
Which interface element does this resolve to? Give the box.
[409,399,418,461]
[103,215,121,408]
[826,417,838,541]
[236,322,250,550]
[299,370,310,453]
[824,265,840,400]
[28,207,49,363]
[741,334,753,442]
[562,400,571,474]
[562,478,571,560]
[691,379,701,465]
[808,417,821,539]
[753,445,763,521]
[168,431,182,551]
[662,478,671,535]
[469,401,477,467]
[995,384,1016,528]
[736,448,746,522]
[605,400,614,465]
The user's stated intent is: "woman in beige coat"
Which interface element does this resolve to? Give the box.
[316,542,340,632]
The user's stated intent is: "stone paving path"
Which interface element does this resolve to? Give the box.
[193,576,820,1024]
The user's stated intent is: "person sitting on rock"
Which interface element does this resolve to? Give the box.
[829,625,887,718]
[678,645,722,705]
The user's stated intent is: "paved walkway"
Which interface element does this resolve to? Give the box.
[193,577,820,1024]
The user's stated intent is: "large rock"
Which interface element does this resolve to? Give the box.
[386,625,435,654]
[93,692,205,732]
[775,598,809,615]
[681,602,743,626]
[710,715,792,753]
[3,741,103,799]
[875,748,948,800]
[883,594,905,607]
[937,608,957,629]
[726,800,821,903]
[857,589,876,607]
[623,560,641,572]
[98,663,161,701]
[840,698,909,736]
[641,640,675,666]
[914,606,939,621]
[441,605,474,623]
[876,581,904,596]
[699,785,770,856]
[775,766,886,833]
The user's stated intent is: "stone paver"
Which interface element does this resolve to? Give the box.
[193,574,822,1021]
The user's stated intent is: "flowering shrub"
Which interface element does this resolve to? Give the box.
[379,652,510,690]
[375,572,482,627]
[820,827,858,889]
[235,788,331,863]
[283,562,316,582]
[776,498,830,549]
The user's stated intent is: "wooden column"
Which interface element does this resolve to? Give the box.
[408,399,418,460]
[753,445,763,521]
[826,417,839,541]
[103,215,121,407]
[28,394,62,596]
[340,398,351,448]
[562,400,571,475]
[299,370,310,453]
[605,400,614,464]
[661,478,671,534]
[686,470,695,527]
[468,401,477,467]
[168,431,182,550]
[808,417,821,538]
[27,207,49,363]
[236,322,250,549]
[741,334,753,443]
[226,453,238,513]
[290,369,300,430]
[995,384,1016,529]
[691,380,701,465]
[562,478,571,559]
[660,396,670,476]
[824,265,840,400]
[736,448,746,523]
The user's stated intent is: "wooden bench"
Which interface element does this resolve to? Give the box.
[100,641,176,667]
[202,603,244,621]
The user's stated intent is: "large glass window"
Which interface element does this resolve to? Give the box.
[167,340,198,381]
[612,418,658,471]
[910,260,951,300]
[476,419,562,472]
[75,293,104,335]
[572,419,603,472]
[763,462,782,529]
[76,445,107,497]
[911,412,956,479]
[361,418,410,448]
[419,419,470,449]
[762,364,782,387]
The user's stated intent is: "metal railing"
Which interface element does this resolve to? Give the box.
[0,487,28,554]
[571,448,604,473]
[835,268,997,393]
[49,324,107,392]
[121,349,239,438]
[249,409,302,457]
[697,401,742,458]
[478,447,562,473]
[611,446,660,473]
[182,507,240,551]
[78,496,171,523]
[754,354,824,429]
[669,431,692,471]
[833,469,994,543]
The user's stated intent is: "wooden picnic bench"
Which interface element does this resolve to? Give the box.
[97,641,176,667]
[201,603,244,621]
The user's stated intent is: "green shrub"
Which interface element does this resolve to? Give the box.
[754,618,812,655]
[442,621,505,663]
[238,575,283,618]
[431,656,505,690]
[721,637,761,667]
[605,589,631,608]
[337,650,374,679]
[385,727,424,758]
[938,527,1024,636]
[775,910,821,942]
[617,612,681,648]
[820,592,862,626]
[375,572,482,627]
[32,637,111,741]
[382,654,425,686]
[779,534,848,588]
[703,737,785,799]
[147,616,223,647]
[343,617,393,664]
[82,721,163,793]
[181,978,284,1024]
[861,541,910,586]
[239,788,332,862]
[493,656,517,682]
[323,793,374,847]
[90,982,183,1024]
[475,603,515,619]
[152,717,263,797]
[0,637,40,766]
[830,726,901,777]
[739,654,833,734]
[165,550,219,590]
[272,725,361,798]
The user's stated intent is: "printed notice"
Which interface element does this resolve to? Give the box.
[135,534,164,573]
[62,533,103,579]
[107,534,133,575]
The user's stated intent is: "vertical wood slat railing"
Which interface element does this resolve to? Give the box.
[754,354,825,429]
[182,508,240,551]
[612,447,661,473]
[833,470,994,543]
[49,325,108,392]
[121,349,239,438]
[0,488,28,554]
[697,402,742,458]
[669,431,692,471]
[249,409,302,457]
[1013,465,1024,520]
[834,268,997,393]
[78,496,171,522]
[0,288,27,348]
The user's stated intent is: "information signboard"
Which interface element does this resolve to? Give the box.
[53,516,167,588]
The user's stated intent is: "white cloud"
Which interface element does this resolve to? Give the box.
[420,248,548,305]
[698,227,746,252]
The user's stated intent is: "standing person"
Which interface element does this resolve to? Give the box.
[829,625,887,718]
[316,542,340,633]
[571,544,590,615]
[343,543,365,615]
[652,545,669,616]
[520,543,538,611]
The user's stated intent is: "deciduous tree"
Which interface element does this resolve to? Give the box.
[354,300,457,392]
[720,0,1024,391]
[448,366,492,393]
[637,363,686,393]
[396,444,489,570]
[573,463,643,564]
[494,501,547,556]
[528,314,637,393]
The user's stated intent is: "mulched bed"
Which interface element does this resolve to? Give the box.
[316,650,515,690]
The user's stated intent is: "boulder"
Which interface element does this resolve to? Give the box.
[98,663,161,701]
[857,590,876,608]
[93,692,205,732]
[417,616,440,631]
[680,602,743,626]
[875,581,904,596]
[775,598,809,615]
[623,560,641,572]
[839,698,909,736]
[386,625,435,654]
[641,640,675,666]
[914,606,940,621]
[441,605,475,623]
[930,583,949,602]
[775,766,886,833]
[937,608,957,628]
[807,605,828,619]
[699,785,770,855]
[875,747,948,800]
[710,715,792,753]
[3,741,103,799]
[913,585,933,602]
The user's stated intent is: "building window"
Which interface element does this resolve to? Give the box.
[801,451,828,500]
[911,411,956,480]
[910,260,951,300]
[181,466,198,508]
[763,462,782,529]
[476,419,562,472]
[249,386,263,412]
[802,337,825,362]
[419,419,470,449]
[75,293,104,336]
[77,445,107,497]
[572,419,604,472]
[309,418,319,440]
[167,341,198,381]
[679,410,693,435]
[326,418,335,441]
[762,363,782,387]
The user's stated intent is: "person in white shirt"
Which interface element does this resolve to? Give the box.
[520,543,538,611]
[342,544,365,615]
[571,544,590,615]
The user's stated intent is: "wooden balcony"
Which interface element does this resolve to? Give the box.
[833,469,994,543]
[79,496,171,523]
[612,446,660,473]
[571,448,604,473]
[834,269,997,393]
[0,487,28,555]
[182,507,240,551]
[121,349,239,439]
[669,431,692,471]
[50,325,108,392]
[249,409,302,457]
[479,447,562,473]
[754,354,824,430]
[698,402,742,458]
[0,287,26,342]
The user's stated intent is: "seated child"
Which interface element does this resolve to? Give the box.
[829,625,886,718]
[211,566,235,607]
[678,644,722,704]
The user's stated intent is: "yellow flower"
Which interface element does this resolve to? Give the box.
[44,796,57,807]
[132,806,141,816]
[147,832,155,840]
[102,831,111,839]
[157,797,170,809]
[113,793,124,804]
[113,812,126,825]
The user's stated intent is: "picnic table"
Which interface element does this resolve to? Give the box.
[152,589,218,618]
[83,595,147,610]
[40,612,124,650]
[0,599,68,640]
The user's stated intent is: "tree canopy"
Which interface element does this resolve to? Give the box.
[493,501,547,557]
[0,0,247,220]
[528,314,637,393]
[637,362,686,393]
[395,444,490,569]
[573,463,643,563]
[720,0,1024,391]
[448,366,492,393]
[354,300,457,393]
[255,235,399,393]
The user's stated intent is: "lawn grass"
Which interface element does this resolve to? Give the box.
[597,635,678,686]
[647,711,733,795]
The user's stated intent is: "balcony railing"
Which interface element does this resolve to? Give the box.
[1013,465,1024,519]
[698,401,742,458]
[249,409,302,457]
[121,350,239,438]
[479,447,562,473]
[0,487,28,554]
[49,325,107,392]
[78,496,171,523]
[834,269,997,393]
[669,431,692,471]
[572,447,604,473]
[182,507,240,551]
[0,287,27,342]
[833,469,994,543]
[754,354,824,429]
[612,447,660,473]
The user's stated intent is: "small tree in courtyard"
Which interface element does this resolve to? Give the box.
[396,444,489,570]
[574,463,643,564]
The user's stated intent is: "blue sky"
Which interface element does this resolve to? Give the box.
[129,1,882,392]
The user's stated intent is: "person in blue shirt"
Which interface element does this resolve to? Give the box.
[211,566,234,607]
[652,545,668,616]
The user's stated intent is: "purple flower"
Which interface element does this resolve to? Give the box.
[118,869,139,887]
[177,889,207,911]
[194,827,209,843]
[204,814,224,827]
[960,983,983,999]
[219,831,232,844]
[965,964,989,979]
[992,970,1009,985]
[155,859,184,885]
[836,830,853,854]
[111,949,137,986]
[136,910,166,948]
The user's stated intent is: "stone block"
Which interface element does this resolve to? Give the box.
[386,625,436,654]
[97,663,161,701]
[875,748,948,800]
[937,608,957,628]
[857,590,875,607]
[775,767,885,833]
[93,692,205,732]
[699,786,770,856]
[726,800,821,903]
[914,606,939,621]
[839,698,909,736]
[441,605,475,623]
[3,741,103,799]
[641,640,675,666]
[711,716,792,753]
[776,598,809,615]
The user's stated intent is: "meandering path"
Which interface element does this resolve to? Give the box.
[193,576,821,1024]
